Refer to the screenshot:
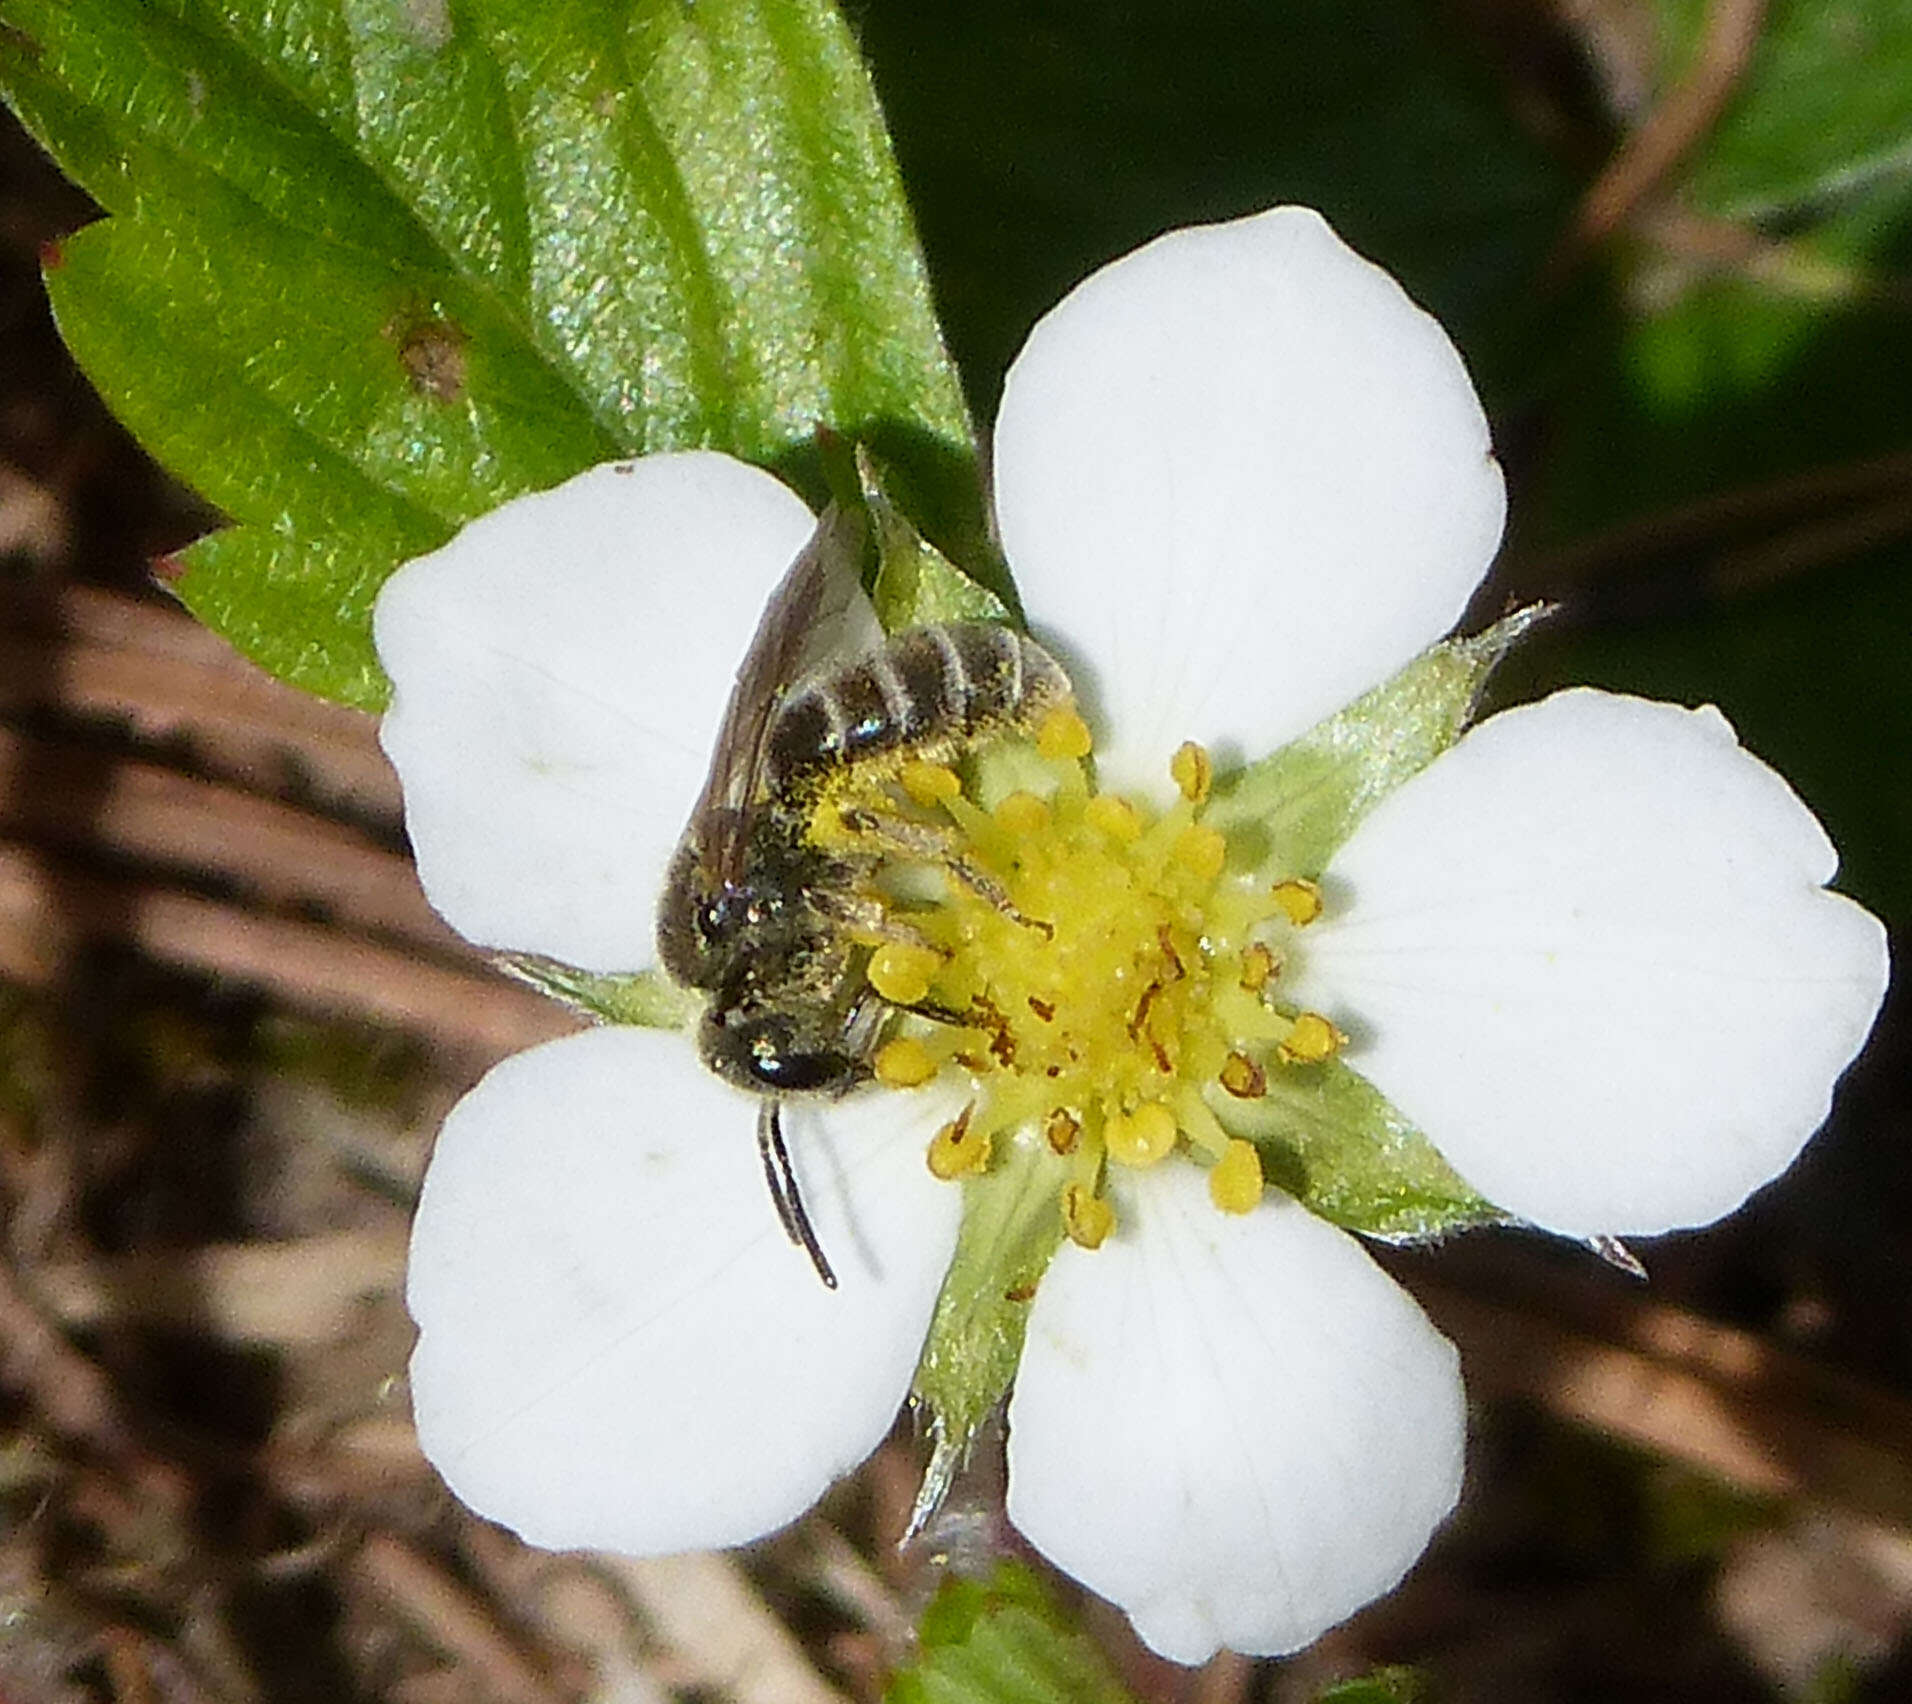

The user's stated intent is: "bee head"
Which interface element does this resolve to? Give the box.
[657,841,758,986]
[658,831,818,990]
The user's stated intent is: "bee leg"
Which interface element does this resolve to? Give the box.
[887,995,975,1028]
[945,856,1054,939]
[837,806,1053,938]
[842,976,974,1037]
[816,888,939,952]
[912,1000,974,1028]
[837,805,961,861]
[839,986,889,1059]
[758,1100,839,1291]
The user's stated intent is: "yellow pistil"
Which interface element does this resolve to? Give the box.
[1061,1181,1115,1249]
[900,760,963,806]
[1037,705,1094,760]
[1173,823,1227,883]
[869,941,944,1006]
[1170,741,1213,803]
[1278,1010,1347,1065]
[927,1108,992,1180]
[1208,1139,1265,1213]
[874,1036,939,1088]
[994,791,1050,836]
[1271,877,1323,927]
[1084,793,1143,842]
[828,729,1325,1243]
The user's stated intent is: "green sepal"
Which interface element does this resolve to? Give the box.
[1205,606,1551,881]
[861,446,1013,632]
[909,1129,1068,1534]
[1210,1058,1502,1242]
[1315,1668,1426,1704]
[888,1563,1139,1704]
[0,0,976,707]
[493,955,698,1031]
[1191,610,1536,1239]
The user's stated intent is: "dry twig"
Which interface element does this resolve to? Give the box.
[1550,0,1767,272]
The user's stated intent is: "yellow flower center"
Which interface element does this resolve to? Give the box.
[826,708,1342,1245]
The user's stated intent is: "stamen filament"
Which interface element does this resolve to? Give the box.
[1173,1083,1232,1160]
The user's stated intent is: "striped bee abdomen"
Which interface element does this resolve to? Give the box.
[764,622,1072,792]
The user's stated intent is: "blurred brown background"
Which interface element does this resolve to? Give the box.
[5,2,1912,1700]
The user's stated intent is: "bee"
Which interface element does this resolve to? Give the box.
[657,505,1072,1288]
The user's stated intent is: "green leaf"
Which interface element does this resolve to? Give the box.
[1534,0,1912,541]
[1518,3,1912,925]
[862,446,1014,630]
[889,1564,1139,1704]
[1204,608,1549,882]
[1657,0,1912,220]
[910,1128,1067,1533]
[0,0,974,706]
[1212,1059,1502,1242]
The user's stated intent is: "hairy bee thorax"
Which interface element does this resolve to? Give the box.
[659,622,1072,1101]
[660,824,867,1095]
[819,714,1348,1248]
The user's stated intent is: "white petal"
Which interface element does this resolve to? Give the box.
[993,207,1505,795]
[1005,1168,1465,1664]
[375,454,818,970]
[1296,689,1890,1237]
[407,1025,964,1554]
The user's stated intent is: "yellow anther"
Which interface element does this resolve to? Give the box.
[1105,1100,1178,1168]
[1036,704,1093,761]
[1208,1139,1265,1214]
[1084,793,1143,842]
[1239,941,1276,992]
[1173,823,1227,883]
[869,941,943,1006]
[927,1109,992,1180]
[900,760,962,806]
[1219,1051,1267,1099]
[874,1036,939,1088]
[1278,1010,1347,1065]
[1170,741,1213,803]
[993,790,1051,835]
[1044,1106,1082,1155]
[1271,877,1323,927]
[1061,1181,1115,1249]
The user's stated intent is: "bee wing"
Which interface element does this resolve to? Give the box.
[686,502,874,879]
[786,507,884,687]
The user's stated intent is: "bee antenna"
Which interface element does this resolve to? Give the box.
[758,1100,839,1290]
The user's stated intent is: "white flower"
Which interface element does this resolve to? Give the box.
[374,207,1889,1665]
